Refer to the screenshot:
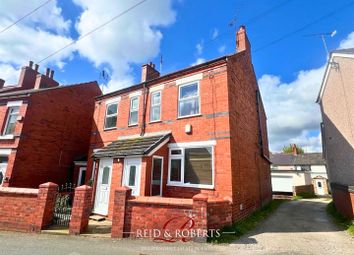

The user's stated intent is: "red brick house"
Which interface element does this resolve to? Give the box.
[87,26,272,236]
[0,62,101,188]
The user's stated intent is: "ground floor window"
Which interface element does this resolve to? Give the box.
[168,141,214,188]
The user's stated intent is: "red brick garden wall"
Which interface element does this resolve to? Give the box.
[0,182,57,232]
[332,186,354,219]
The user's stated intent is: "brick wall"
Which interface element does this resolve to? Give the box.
[8,83,101,188]
[111,187,232,240]
[293,184,315,196]
[331,184,354,219]
[0,182,57,232]
[227,51,272,222]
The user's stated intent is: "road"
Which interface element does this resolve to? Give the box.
[0,199,352,255]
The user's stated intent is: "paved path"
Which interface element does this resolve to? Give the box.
[0,199,352,255]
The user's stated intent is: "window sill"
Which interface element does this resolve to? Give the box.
[149,120,162,124]
[167,183,214,189]
[177,114,202,120]
[128,124,138,127]
[103,127,117,131]
[0,135,14,140]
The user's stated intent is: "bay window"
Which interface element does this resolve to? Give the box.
[4,106,19,135]
[104,103,118,130]
[168,142,214,188]
[178,82,200,118]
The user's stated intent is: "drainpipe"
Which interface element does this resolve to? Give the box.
[140,82,149,136]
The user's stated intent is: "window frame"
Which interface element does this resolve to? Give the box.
[150,91,162,123]
[3,106,20,136]
[103,102,118,131]
[167,141,215,189]
[177,81,201,119]
[128,96,139,126]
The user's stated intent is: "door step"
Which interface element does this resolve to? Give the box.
[89,215,106,221]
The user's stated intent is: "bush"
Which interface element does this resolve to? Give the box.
[293,192,317,199]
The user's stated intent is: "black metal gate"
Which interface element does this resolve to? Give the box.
[52,183,75,227]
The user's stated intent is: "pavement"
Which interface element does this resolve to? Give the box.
[0,198,352,255]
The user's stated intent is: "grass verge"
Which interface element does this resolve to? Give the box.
[326,201,354,235]
[208,200,285,243]
[293,192,317,200]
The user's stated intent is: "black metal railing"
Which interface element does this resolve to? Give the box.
[52,183,75,227]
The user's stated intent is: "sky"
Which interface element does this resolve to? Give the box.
[1,0,354,152]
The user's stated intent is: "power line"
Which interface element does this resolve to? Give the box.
[254,1,354,52]
[37,0,148,64]
[0,0,53,35]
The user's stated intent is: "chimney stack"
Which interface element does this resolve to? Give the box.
[141,62,160,83]
[236,25,251,53]
[0,79,5,89]
[292,144,297,156]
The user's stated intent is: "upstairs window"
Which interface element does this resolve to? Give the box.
[150,91,161,122]
[129,97,139,126]
[178,82,200,118]
[4,106,19,135]
[104,103,118,130]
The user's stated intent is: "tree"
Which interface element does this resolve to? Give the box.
[282,144,304,154]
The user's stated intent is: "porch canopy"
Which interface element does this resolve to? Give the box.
[93,133,171,158]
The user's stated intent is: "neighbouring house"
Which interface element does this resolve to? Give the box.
[0,62,101,188]
[270,145,328,196]
[84,26,272,237]
[317,48,354,219]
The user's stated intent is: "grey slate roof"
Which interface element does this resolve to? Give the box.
[270,153,325,166]
[332,48,354,55]
[93,133,171,158]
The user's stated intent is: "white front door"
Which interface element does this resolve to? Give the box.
[122,158,141,196]
[316,180,325,195]
[93,158,113,215]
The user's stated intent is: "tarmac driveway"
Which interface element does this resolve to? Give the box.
[0,199,352,255]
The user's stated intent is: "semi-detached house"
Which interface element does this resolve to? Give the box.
[0,62,101,188]
[85,26,272,236]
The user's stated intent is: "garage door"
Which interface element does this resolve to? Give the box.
[272,175,293,192]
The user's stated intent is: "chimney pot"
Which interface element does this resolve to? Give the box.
[49,69,54,79]
[29,61,33,69]
[45,68,50,77]
[34,64,39,72]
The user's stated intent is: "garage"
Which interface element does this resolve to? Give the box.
[272,175,293,192]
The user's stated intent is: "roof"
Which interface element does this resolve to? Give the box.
[270,153,326,166]
[0,81,98,100]
[331,48,354,54]
[93,133,171,158]
[317,48,354,103]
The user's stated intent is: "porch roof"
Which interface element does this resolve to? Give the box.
[93,133,171,158]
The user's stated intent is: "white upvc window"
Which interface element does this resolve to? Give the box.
[129,96,139,126]
[168,141,215,189]
[150,91,161,122]
[3,106,19,135]
[178,82,200,118]
[104,102,118,130]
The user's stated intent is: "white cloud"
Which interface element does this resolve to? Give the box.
[0,0,73,84]
[191,58,206,66]
[218,45,226,54]
[196,41,203,55]
[212,28,218,39]
[73,0,176,93]
[339,31,354,49]
[259,31,354,153]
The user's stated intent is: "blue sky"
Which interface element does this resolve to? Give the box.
[1,0,354,152]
